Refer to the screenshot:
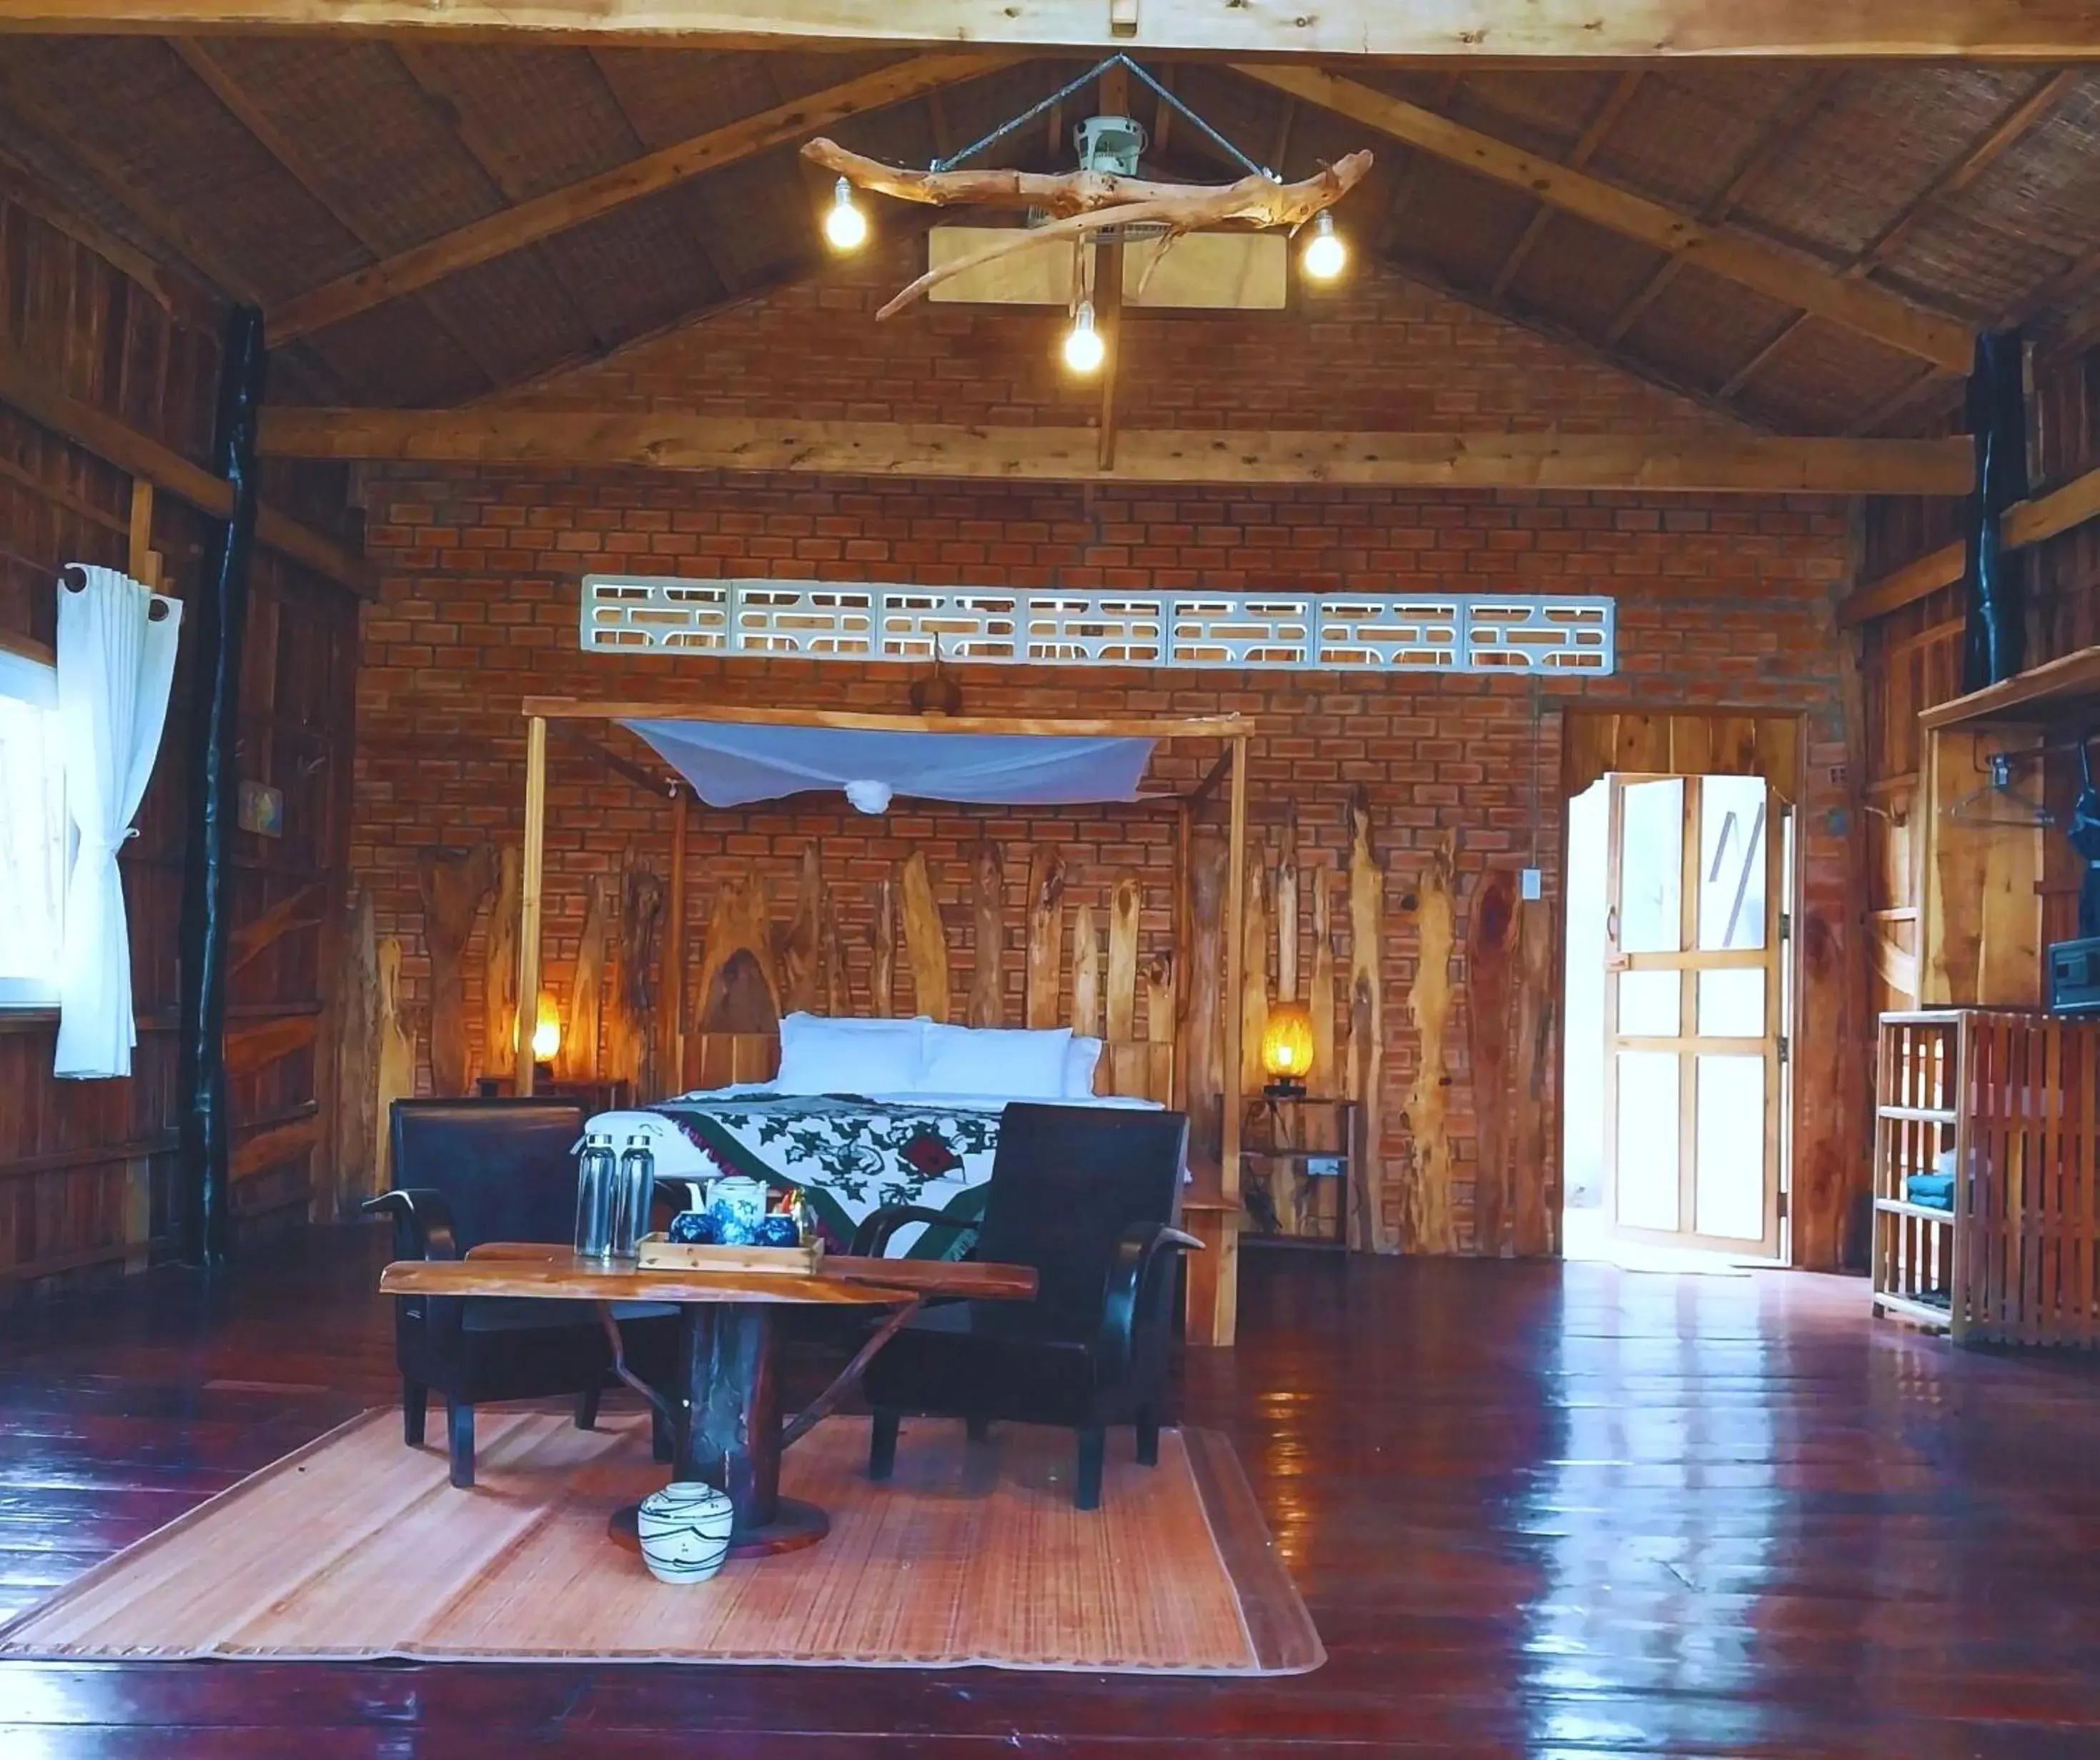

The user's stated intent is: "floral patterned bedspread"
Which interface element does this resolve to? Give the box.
[650,1094,1006,1258]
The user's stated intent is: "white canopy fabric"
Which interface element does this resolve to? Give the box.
[622,718,1156,812]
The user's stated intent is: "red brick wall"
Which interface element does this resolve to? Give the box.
[351,253,1861,1261]
[512,232,1739,440]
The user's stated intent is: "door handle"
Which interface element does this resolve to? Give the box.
[1605,904,1619,946]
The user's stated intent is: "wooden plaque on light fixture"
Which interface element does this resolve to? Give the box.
[928,227,1288,309]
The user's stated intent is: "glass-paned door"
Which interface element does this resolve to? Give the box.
[1601,773,1787,1256]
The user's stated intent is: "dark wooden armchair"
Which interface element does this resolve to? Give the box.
[850,1103,1199,1511]
[362,1099,676,1488]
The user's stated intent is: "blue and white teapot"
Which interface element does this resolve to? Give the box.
[666,1176,771,1246]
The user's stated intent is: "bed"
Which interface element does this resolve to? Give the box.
[509,697,1259,1344]
[590,1014,1162,1256]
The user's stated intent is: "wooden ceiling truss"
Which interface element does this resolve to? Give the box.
[0,26,2093,473]
[3,0,2096,59]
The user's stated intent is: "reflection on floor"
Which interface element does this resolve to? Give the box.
[1561,1202,1753,1275]
[4,1230,2100,1756]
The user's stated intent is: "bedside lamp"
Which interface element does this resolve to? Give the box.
[531,991,561,1083]
[1259,1001,1315,1099]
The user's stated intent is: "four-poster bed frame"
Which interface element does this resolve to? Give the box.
[510,698,1252,1345]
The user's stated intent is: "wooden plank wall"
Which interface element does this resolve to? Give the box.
[0,189,363,1293]
[1858,327,2100,1012]
[678,844,1182,1108]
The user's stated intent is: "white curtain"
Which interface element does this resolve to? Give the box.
[53,566,182,1080]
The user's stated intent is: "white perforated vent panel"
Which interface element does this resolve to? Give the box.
[582,576,1613,675]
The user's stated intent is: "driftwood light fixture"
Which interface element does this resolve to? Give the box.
[799,54,1370,376]
[803,138,1372,321]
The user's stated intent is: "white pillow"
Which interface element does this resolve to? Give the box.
[920,1023,1071,1099]
[774,1013,926,1096]
[1064,1034,1104,1099]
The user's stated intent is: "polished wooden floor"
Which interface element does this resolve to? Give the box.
[2,1232,2099,1756]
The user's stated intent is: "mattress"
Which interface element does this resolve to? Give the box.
[589,1087,1162,1257]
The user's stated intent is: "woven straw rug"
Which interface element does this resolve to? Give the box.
[0,1409,1322,1675]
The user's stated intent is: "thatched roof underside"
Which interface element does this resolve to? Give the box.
[1,38,2095,435]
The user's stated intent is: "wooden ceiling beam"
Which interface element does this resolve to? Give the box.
[0,338,371,596]
[267,51,1014,342]
[3,0,2096,57]
[1715,67,2079,400]
[1244,64,1976,375]
[169,36,507,389]
[1485,69,1643,304]
[257,405,1973,495]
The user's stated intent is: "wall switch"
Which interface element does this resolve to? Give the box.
[1520,867,1542,901]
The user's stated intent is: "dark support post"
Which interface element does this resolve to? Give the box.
[1961,327,2028,694]
[176,307,267,1268]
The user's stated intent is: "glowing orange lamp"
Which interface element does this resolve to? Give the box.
[531,991,561,1080]
[1259,1001,1315,1098]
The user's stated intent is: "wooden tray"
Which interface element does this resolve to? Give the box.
[635,1236,825,1276]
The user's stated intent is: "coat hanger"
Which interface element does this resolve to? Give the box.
[1949,751,2054,829]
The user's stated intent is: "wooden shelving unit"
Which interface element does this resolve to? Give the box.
[1873,1012,1960,1330]
[1873,1007,2100,1347]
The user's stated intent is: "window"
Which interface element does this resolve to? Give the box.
[0,646,68,1008]
[580,575,1618,675]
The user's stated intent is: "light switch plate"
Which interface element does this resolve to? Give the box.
[1520,866,1542,901]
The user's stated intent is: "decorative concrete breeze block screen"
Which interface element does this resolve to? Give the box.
[580,575,1615,675]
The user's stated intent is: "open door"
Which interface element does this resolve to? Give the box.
[1602,773,1788,1257]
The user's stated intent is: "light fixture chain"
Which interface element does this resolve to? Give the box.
[931,55,1124,174]
[1114,56,1278,182]
[929,53,1277,182]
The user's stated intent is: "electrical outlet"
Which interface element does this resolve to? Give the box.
[1520,866,1542,901]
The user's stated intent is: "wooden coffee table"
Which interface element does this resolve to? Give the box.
[379,1247,1036,1556]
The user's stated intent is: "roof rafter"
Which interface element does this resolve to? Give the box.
[584,46,749,304]
[1715,66,2081,399]
[387,41,618,352]
[0,51,269,308]
[1241,63,1976,375]
[0,141,222,332]
[1485,69,1644,304]
[267,50,1017,343]
[1378,236,1776,435]
[1603,67,1846,347]
[1157,69,1768,432]
[169,36,507,389]
[1,0,2094,58]
[0,49,355,397]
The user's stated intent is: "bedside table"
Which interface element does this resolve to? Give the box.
[1235,1093,1362,1249]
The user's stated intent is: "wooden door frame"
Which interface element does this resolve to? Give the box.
[1599,771,1788,1257]
[1555,705,1808,1264]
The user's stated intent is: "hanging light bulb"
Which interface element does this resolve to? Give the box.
[1061,298,1105,375]
[1301,210,1347,282]
[823,176,868,252]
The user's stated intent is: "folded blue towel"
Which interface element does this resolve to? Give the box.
[1905,1172,1955,1212]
